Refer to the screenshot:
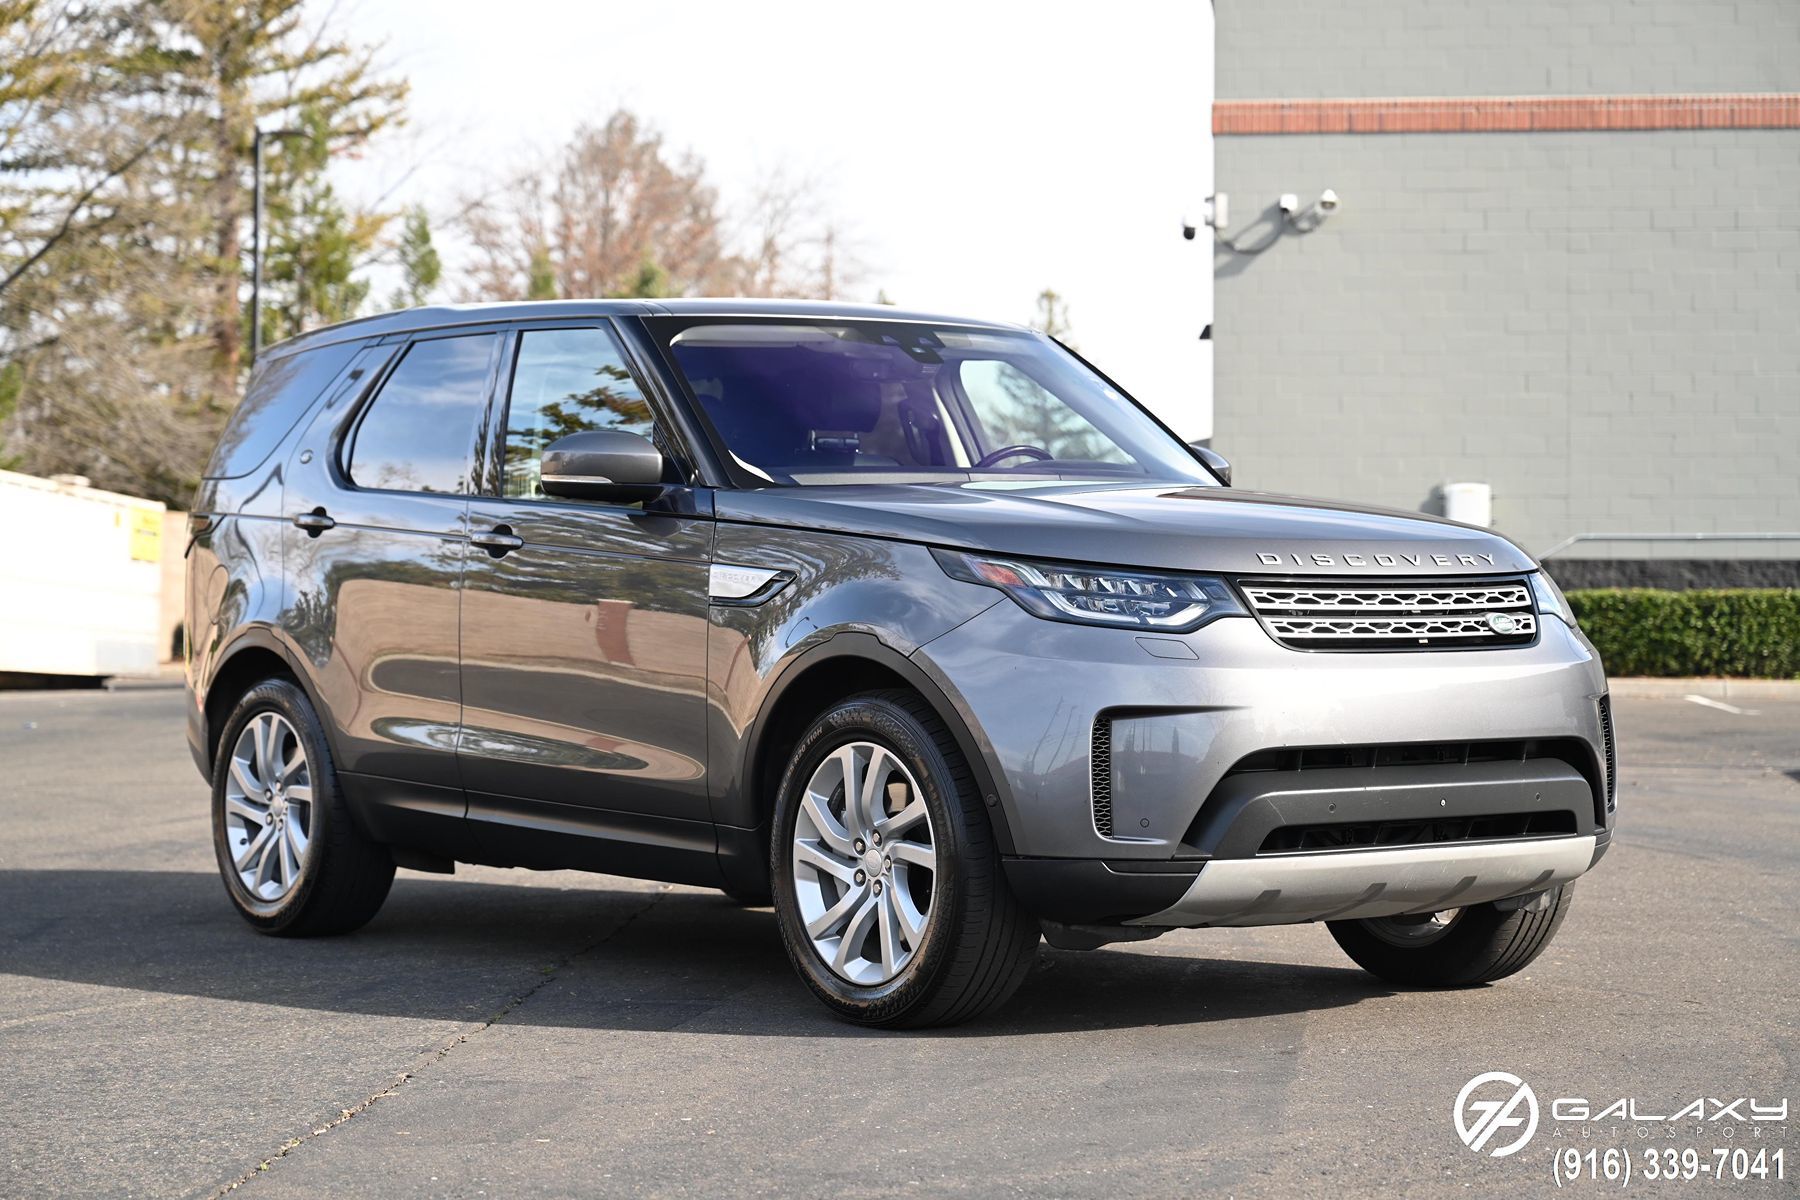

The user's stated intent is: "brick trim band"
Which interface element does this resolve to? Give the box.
[1214,94,1800,135]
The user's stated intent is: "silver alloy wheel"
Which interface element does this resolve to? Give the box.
[1362,908,1464,947]
[791,740,937,986]
[223,712,314,902]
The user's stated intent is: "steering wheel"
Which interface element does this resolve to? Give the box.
[974,444,1053,468]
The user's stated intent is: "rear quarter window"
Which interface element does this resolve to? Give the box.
[205,341,365,479]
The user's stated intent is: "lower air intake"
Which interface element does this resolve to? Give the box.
[1091,717,1113,838]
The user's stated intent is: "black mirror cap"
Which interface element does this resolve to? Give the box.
[1189,442,1232,487]
[540,429,666,502]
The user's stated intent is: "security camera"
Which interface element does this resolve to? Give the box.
[1182,194,1230,240]
[1278,193,1299,217]
[1318,188,1340,212]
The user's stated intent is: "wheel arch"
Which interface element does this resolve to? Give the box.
[201,629,329,774]
[738,633,1017,861]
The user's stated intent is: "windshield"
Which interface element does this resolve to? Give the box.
[654,319,1212,487]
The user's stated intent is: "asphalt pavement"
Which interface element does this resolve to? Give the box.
[0,686,1794,1198]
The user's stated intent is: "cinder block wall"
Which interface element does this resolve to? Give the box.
[1212,1,1800,564]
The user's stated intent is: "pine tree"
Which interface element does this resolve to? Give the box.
[388,206,441,310]
[0,1,408,504]
[526,245,557,300]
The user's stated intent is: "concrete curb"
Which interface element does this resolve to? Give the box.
[1608,677,1800,700]
[104,665,186,691]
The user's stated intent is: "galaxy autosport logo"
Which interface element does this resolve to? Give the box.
[1453,1072,1789,1160]
[1455,1071,1541,1157]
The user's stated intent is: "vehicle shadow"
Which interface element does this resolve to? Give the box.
[0,868,1392,1038]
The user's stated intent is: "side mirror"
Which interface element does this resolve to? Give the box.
[1189,442,1232,487]
[540,430,665,502]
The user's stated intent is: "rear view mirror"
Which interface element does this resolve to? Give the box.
[540,430,665,502]
[1189,443,1232,486]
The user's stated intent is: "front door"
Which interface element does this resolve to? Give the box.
[457,323,714,873]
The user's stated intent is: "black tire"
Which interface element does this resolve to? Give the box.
[770,690,1039,1028]
[1327,885,1574,987]
[211,678,395,937]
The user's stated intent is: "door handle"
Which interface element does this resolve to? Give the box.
[470,525,524,557]
[292,508,335,535]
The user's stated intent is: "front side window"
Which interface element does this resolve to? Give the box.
[347,334,497,494]
[500,327,654,499]
[657,321,1207,486]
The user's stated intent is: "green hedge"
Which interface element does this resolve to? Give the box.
[1566,588,1800,678]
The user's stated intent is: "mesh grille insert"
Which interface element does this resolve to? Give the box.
[1091,717,1113,837]
[1598,694,1617,811]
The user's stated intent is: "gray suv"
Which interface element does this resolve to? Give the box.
[186,299,1614,1027]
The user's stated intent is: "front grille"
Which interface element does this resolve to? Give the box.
[1598,694,1617,811]
[1239,577,1539,651]
[1199,736,1608,833]
[1258,809,1578,854]
[1090,717,1114,837]
[1224,738,1591,776]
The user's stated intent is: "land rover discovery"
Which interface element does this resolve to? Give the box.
[186,299,1614,1027]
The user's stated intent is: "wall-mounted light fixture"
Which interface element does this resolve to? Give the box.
[1283,188,1343,230]
[1182,193,1231,239]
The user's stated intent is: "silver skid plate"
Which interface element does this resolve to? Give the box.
[1129,835,1597,928]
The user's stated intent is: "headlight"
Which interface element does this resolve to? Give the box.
[932,548,1246,632]
[1530,571,1577,627]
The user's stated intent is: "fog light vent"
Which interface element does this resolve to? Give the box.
[1091,717,1114,837]
[1598,694,1617,812]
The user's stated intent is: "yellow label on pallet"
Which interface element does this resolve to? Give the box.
[130,509,162,562]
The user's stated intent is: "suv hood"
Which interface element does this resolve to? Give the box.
[715,482,1536,576]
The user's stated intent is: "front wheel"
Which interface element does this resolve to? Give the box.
[1327,885,1574,987]
[770,690,1039,1027]
[211,678,395,937]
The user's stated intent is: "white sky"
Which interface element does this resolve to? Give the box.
[337,1,1216,436]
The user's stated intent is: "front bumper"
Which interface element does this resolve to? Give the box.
[917,600,1613,925]
[914,602,1612,860]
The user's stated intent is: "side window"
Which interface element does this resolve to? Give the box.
[500,327,655,499]
[205,340,363,479]
[957,359,1130,465]
[347,334,497,494]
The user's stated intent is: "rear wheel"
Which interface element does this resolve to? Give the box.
[1327,885,1574,986]
[211,678,395,936]
[770,690,1038,1027]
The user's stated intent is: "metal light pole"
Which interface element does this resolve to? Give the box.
[250,127,304,366]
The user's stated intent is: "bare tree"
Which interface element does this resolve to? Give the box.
[462,111,729,300]
[729,169,865,300]
[459,109,862,302]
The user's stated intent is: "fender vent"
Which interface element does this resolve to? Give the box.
[1598,694,1617,811]
[1091,717,1114,838]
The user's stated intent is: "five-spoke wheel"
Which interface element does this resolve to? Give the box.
[1359,908,1463,948]
[1329,887,1575,987]
[212,678,394,936]
[791,740,936,985]
[223,712,314,901]
[771,690,1040,1027]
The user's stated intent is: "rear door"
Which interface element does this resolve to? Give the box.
[282,331,499,802]
[457,322,714,857]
